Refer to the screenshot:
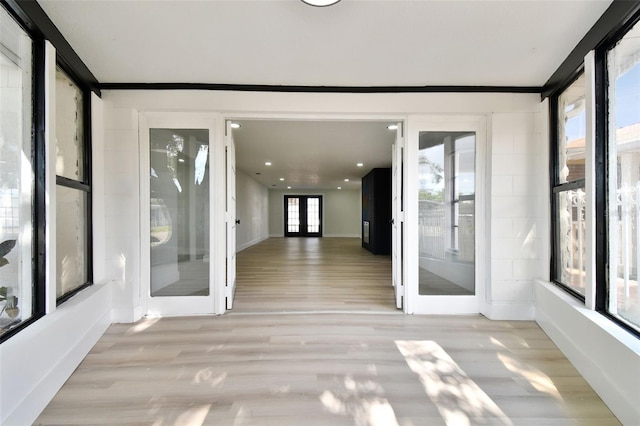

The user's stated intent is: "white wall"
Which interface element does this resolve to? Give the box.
[103,106,142,323]
[236,170,269,251]
[268,188,361,237]
[486,110,547,319]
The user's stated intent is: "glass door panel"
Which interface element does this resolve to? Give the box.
[149,128,210,297]
[307,197,320,233]
[284,195,322,237]
[418,131,475,296]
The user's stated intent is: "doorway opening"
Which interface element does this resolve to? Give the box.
[284,195,323,237]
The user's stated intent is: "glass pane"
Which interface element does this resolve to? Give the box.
[307,197,320,233]
[150,129,210,297]
[558,74,586,184]
[56,186,87,297]
[555,189,586,296]
[607,20,640,331]
[288,198,300,233]
[0,7,33,336]
[418,131,475,296]
[56,67,84,181]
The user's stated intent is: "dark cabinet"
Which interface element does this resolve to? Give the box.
[362,168,391,255]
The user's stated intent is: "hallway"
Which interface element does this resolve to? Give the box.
[232,238,397,313]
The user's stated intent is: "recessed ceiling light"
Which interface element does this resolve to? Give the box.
[279,178,285,181]
[178,158,185,163]
[230,123,241,129]
[337,187,342,190]
[287,186,292,189]
[357,163,363,167]
[387,124,398,130]
[265,162,272,166]
[301,0,341,6]
[344,178,349,182]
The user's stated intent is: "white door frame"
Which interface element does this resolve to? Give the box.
[223,113,407,312]
[139,112,226,316]
[405,115,488,315]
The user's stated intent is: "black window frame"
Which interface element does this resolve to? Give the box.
[284,195,323,237]
[54,62,93,305]
[549,70,588,302]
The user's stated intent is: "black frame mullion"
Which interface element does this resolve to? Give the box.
[594,43,608,313]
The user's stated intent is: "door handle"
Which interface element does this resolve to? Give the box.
[390,218,394,225]
[235,219,240,225]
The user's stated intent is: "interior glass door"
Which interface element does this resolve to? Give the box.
[407,117,485,314]
[140,112,217,316]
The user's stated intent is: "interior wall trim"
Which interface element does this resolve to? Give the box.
[98,82,542,94]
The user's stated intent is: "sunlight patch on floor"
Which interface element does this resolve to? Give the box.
[396,340,512,426]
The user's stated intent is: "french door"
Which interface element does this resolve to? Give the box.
[140,112,219,316]
[284,195,323,237]
[406,116,486,314]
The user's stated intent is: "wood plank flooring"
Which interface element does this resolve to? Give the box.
[34,237,621,425]
[35,314,620,425]
[232,238,396,313]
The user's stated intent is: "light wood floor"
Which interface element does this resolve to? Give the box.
[232,238,397,313]
[35,314,620,425]
[34,238,621,425]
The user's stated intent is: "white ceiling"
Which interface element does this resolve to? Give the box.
[36,0,613,190]
[233,120,396,190]
[37,0,611,87]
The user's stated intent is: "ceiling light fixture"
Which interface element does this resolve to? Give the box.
[387,124,398,130]
[337,187,342,190]
[357,163,363,167]
[265,162,272,166]
[301,0,341,7]
[279,178,285,181]
[230,123,241,129]
[344,178,349,182]
[287,186,292,189]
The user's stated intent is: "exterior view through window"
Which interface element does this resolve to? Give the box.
[418,131,475,296]
[607,19,640,331]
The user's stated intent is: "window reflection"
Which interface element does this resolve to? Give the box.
[150,129,210,297]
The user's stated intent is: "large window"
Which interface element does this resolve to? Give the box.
[606,19,640,332]
[0,6,36,338]
[552,74,587,298]
[55,66,91,301]
[551,10,640,335]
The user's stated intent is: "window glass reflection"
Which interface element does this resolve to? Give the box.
[418,132,475,296]
[150,129,210,297]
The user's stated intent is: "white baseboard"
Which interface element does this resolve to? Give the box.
[269,233,284,238]
[324,234,360,238]
[237,235,269,253]
[482,301,535,320]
